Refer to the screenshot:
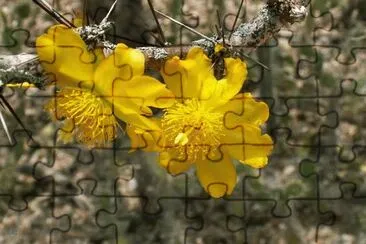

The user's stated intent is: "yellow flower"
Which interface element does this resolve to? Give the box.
[127,47,273,198]
[36,25,173,147]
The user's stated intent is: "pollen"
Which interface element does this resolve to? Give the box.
[45,87,118,147]
[161,99,224,161]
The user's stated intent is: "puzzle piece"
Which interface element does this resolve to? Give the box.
[316,183,366,242]
[0,196,70,243]
[51,183,116,243]
[316,79,366,151]
[97,195,201,243]
[299,145,366,199]
[227,198,335,243]
[32,147,135,197]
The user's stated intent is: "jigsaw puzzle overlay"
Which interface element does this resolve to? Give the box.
[1,0,366,243]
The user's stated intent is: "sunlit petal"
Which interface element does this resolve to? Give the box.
[204,57,247,108]
[126,122,164,152]
[159,151,194,175]
[93,43,144,96]
[196,154,237,198]
[222,124,273,168]
[161,47,216,101]
[215,93,269,127]
[36,25,103,88]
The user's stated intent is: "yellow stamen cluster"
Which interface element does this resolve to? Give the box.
[45,87,118,147]
[161,99,224,161]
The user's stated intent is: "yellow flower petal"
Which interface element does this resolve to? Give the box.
[126,123,163,152]
[215,93,269,127]
[103,77,173,130]
[93,44,174,130]
[240,157,268,169]
[222,124,273,168]
[204,57,247,108]
[196,154,237,198]
[222,57,247,98]
[159,150,194,175]
[114,99,161,130]
[93,44,138,96]
[113,76,175,110]
[36,25,103,88]
[161,47,216,101]
[93,47,151,129]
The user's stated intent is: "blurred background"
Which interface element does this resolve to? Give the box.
[1,0,366,243]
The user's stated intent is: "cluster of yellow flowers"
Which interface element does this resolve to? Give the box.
[36,24,273,198]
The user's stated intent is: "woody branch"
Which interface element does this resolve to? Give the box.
[0,0,307,75]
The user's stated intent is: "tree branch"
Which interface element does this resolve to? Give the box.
[0,0,307,81]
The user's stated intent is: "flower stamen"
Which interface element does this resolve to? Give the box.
[45,87,119,147]
[162,99,224,161]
